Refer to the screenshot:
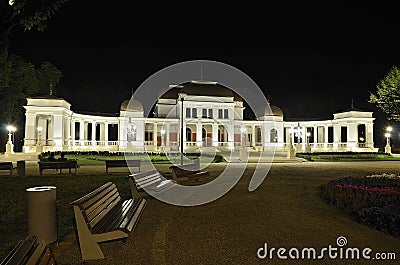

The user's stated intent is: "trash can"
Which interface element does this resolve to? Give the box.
[17,160,25,177]
[26,186,57,244]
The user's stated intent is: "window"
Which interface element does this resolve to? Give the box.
[328,126,333,143]
[192,108,197,118]
[202,108,207,118]
[186,108,191,118]
[270,128,278,143]
[358,124,366,143]
[208,109,213,118]
[341,126,347,142]
[224,109,229,119]
[218,109,223,119]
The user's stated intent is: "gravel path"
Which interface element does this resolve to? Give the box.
[45,161,400,264]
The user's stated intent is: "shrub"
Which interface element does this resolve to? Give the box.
[320,176,400,238]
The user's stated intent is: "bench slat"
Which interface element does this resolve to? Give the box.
[84,187,119,217]
[88,194,121,230]
[26,239,46,265]
[2,235,37,265]
[99,199,134,233]
[89,196,127,233]
[71,182,114,206]
[137,176,162,189]
[85,189,120,223]
[122,198,147,233]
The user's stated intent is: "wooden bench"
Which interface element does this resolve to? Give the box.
[0,235,56,265]
[0,162,15,176]
[38,161,79,176]
[105,160,141,175]
[169,158,210,182]
[127,170,176,198]
[70,182,147,260]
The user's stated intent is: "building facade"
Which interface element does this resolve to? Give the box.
[23,81,377,154]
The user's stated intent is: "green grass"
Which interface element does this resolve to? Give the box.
[0,171,162,259]
[40,154,222,166]
[296,152,400,162]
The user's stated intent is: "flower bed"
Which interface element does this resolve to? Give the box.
[320,175,400,238]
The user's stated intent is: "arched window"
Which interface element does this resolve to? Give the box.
[270,128,278,143]
[186,128,192,141]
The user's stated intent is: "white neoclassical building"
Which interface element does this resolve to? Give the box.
[22,81,377,154]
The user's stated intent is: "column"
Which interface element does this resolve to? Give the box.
[79,120,84,146]
[302,126,307,150]
[324,125,329,148]
[212,123,218,147]
[348,123,357,148]
[366,123,374,148]
[333,124,340,148]
[52,115,64,149]
[91,121,96,146]
[196,122,202,147]
[104,123,109,146]
[251,125,256,147]
[47,117,54,146]
[166,123,170,146]
[71,121,76,146]
[153,123,157,148]
[313,126,317,144]
[227,123,234,148]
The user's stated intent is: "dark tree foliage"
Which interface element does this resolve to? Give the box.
[369,66,400,121]
[0,0,68,54]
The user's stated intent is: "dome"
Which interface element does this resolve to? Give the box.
[264,105,284,117]
[120,99,143,112]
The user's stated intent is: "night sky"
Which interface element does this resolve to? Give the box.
[8,2,400,147]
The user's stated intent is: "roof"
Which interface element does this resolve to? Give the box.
[160,80,243,102]
[264,105,284,117]
[76,111,118,117]
[28,95,64,100]
[120,99,144,112]
[335,106,370,113]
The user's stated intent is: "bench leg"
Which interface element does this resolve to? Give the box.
[73,206,105,260]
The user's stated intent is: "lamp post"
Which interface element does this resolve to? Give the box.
[5,125,16,154]
[180,97,184,165]
[37,127,43,153]
[385,126,392,154]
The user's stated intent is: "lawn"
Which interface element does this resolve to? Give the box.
[296,152,400,162]
[39,152,224,166]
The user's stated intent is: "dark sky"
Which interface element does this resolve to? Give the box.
[8,1,400,146]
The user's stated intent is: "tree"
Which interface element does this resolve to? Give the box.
[0,54,38,123]
[369,66,400,120]
[0,0,68,55]
[37,61,62,95]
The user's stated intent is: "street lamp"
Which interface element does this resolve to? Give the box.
[5,125,16,154]
[385,126,392,154]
